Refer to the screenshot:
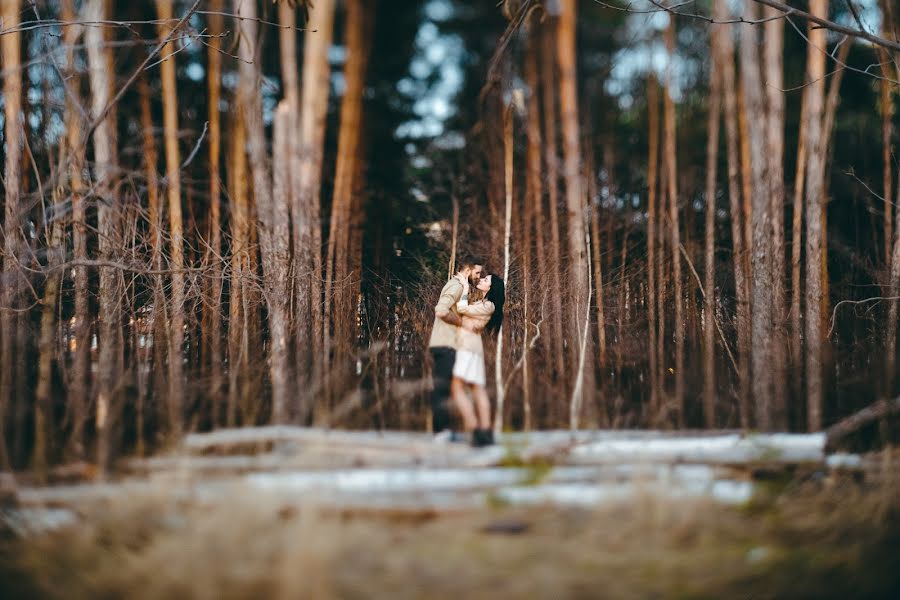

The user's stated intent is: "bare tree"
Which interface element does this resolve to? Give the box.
[739,1,774,430]
[557,0,593,418]
[646,75,661,415]
[803,0,829,431]
[540,18,567,393]
[294,0,336,419]
[157,0,186,436]
[325,0,372,394]
[663,17,684,425]
[703,37,722,428]
[235,0,293,424]
[715,2,749,428]
[206,0,225,420]
[764,5,788,429]
[85,0,122,471]
[62,0,90,458]
[1,0,22,468]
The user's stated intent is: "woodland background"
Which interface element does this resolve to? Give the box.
[1,0,899,474]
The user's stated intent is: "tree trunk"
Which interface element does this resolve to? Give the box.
[62,0,90,459]
[647,75,660,417]
[495,104,514,434]
[791,84,809,410]
[740,1,773,430]
[764,6,788,429]
[723,13,751,426]
[206,0,225,421]
[235,0,294,424]
[325,0,372,398]
[663,19,684,426]
[138,75,169,443]
[86,0,122,472]
[227,108,249,427]
[540,19,567,393]
[524,23,544,428]
[294,0,336,419]
[703,46,722,428]
[803,0,828,431]
[157,0,185,437]
[881,55,894,269]
[557,0,593,421]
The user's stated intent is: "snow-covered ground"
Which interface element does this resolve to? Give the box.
[3,428,860,534]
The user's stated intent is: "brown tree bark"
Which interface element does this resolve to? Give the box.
[881,54,894,269]
[713,2,750,428]
[791,84,809,405]
[646,75,660,416]
[227,109,249,427]
[557,0,593,418]
[294,0,336,418]
[803,0,829,431]
[157,0,185,437]
[703,46,722,428]
[325,0,372,394]
[540,19,567,390]
[206,0,225,421]
[1,0,23,469]
[86,0,122,471]
[61,0,90,459]
[764,6,788,429]
[740,1,774,430]
[663,19,684,426]
[235,0,294,424]
[524,23,544,427]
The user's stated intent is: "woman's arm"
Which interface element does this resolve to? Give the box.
[456,296,494,317]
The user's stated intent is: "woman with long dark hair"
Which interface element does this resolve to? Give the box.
[451,273,505,446]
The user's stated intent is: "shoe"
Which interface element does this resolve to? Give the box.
[472,428,495,447]
[432,430,452,444]
[434,430,469,444]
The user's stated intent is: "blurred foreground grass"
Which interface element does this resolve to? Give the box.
[1,473,899,599]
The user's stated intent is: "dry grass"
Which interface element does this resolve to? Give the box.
[1,475,899,600]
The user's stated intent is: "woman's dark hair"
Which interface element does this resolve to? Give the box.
[484,275,505,335]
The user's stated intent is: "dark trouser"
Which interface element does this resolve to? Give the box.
[429,347,456,433]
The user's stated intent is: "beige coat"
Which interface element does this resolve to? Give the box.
[456,296,495,355]
[428,277,464,348]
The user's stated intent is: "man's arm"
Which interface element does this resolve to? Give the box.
[434,280,463,326]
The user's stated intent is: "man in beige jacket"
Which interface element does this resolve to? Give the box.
[428,255,484,434]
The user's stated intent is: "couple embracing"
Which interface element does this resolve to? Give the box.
[427,256,505,447]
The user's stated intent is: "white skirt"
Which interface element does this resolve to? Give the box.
[453,350,486,386]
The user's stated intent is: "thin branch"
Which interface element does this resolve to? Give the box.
[828,296,900,338]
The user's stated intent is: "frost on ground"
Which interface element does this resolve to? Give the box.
[1,429,898,600]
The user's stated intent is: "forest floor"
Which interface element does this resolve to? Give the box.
[1,428,899,599]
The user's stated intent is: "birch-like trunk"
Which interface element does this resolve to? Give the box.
[495,104,514,435]
[235,0,293,424]
[86,0,121,471]
[294,0,335,417]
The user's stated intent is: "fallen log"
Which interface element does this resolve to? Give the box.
[825,396,900,452]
